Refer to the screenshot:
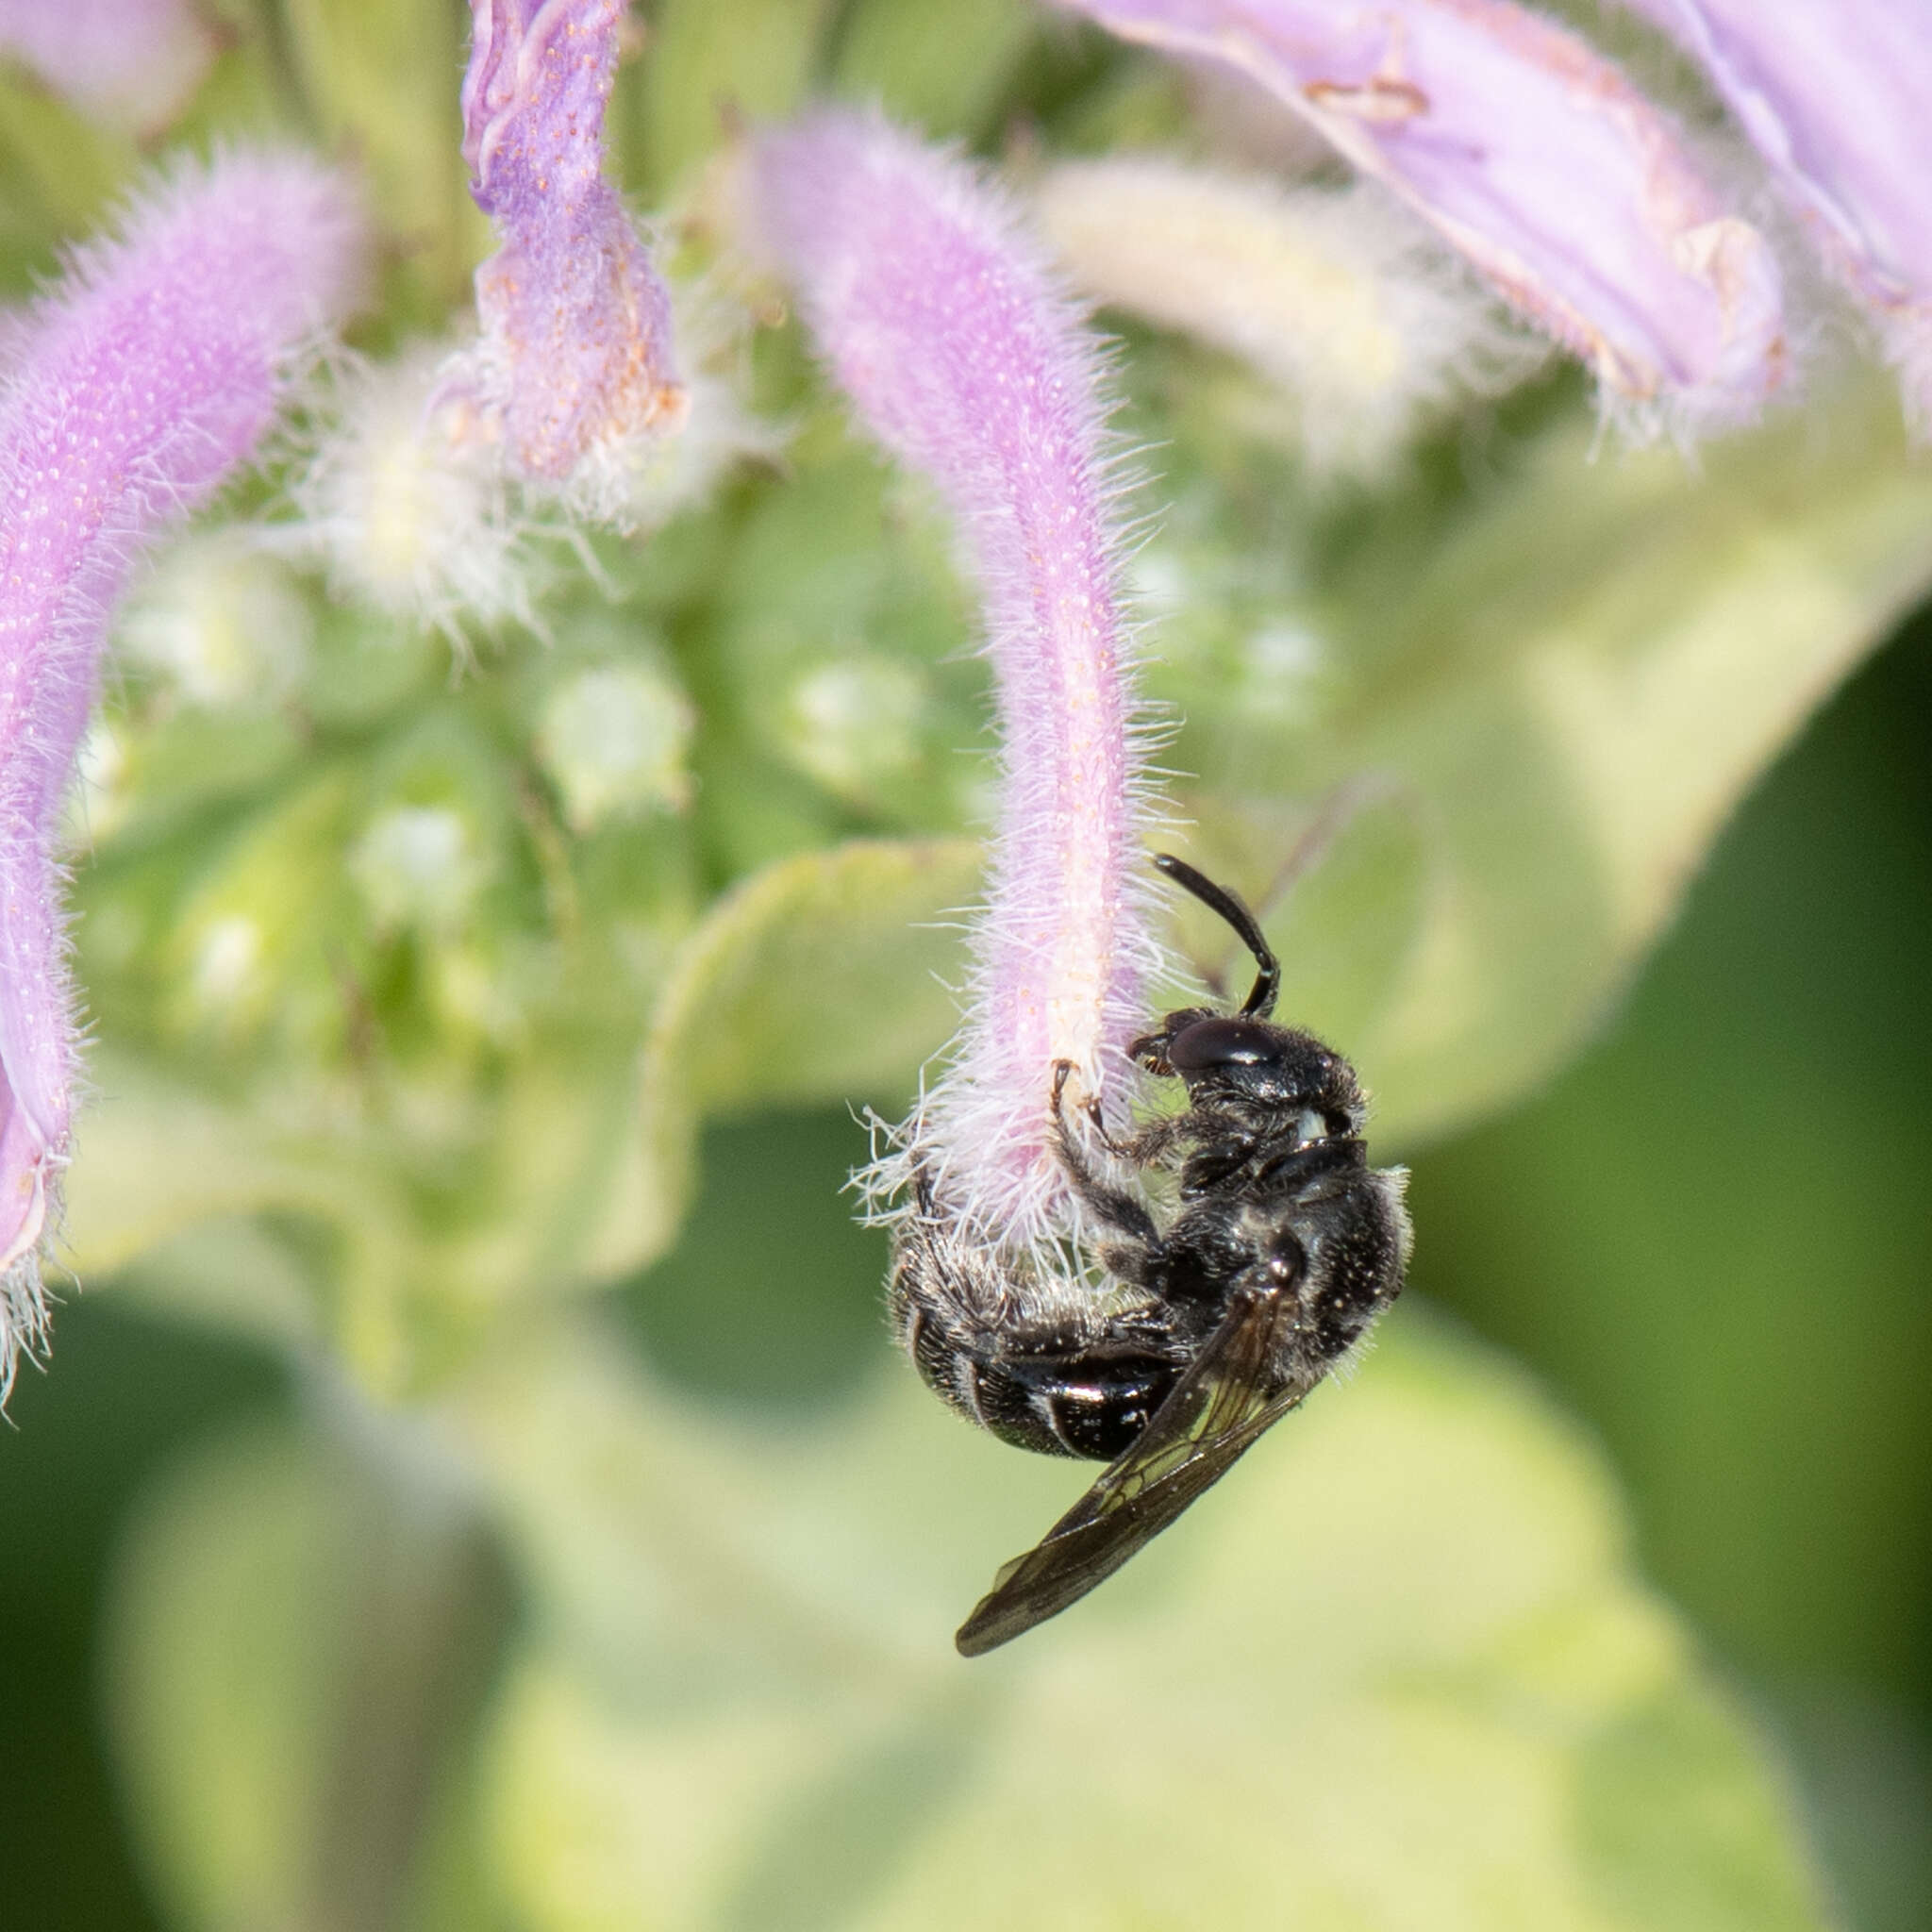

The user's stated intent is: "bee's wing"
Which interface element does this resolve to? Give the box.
[955,1284,1310,1657]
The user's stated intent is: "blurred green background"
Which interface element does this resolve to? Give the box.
[6,599,1928,1932]
[15,607,1932,1932]
[4,1,1932,1924]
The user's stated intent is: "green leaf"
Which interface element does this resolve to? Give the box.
[1146,374,1932,1142]
[64,1032,672,1392]
[102,1427,341,1932]
[441,1312,1830,1930]
[585,374,1932,1191]
[648,836,980,1117]
[596,835,982,1277]
[100,1419,510,1932]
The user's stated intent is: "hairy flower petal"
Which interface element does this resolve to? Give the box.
[754,112,1161,1244]
[459,0,686,499]
[1625,0,1932,431]
[0,0,212,130]
[1056,0,1789,432]
[0,152,364,1389]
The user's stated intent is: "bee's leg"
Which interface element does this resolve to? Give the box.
[1074,1091,1191,1174]
[1077,1086,1122,1152]
[1050,1061,1165,1252]
[1094,1111,1197,1172]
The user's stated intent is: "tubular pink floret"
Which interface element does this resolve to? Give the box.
[0,149,365,1391]
[1055,0,1790,437]
[755,112,1163,1247]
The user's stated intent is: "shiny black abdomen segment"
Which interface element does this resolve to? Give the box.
[988,1349,1180,1459]
[903,1303,1179,1460]
[904,1295,968,1398]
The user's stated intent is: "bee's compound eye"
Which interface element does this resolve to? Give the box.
[1166,1015,1284,1076]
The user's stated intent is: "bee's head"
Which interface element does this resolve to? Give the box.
[1137,854,1367,1133]
[1149,1012,1365,1135]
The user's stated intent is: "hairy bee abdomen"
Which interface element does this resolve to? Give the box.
[902,1301,1178,1459]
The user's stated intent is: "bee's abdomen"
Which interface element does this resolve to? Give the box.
[901,1300,1176,1461]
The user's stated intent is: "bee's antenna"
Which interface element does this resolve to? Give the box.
[1152,854,1279,1020]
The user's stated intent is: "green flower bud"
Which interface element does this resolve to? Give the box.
[534,661,695,833]
[350,804,493,935]
[118,536,312,708]
[777,655,926,803]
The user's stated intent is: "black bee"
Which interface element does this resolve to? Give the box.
[889,854,1411,1656]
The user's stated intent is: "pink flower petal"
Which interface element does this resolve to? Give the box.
[754,112,1161,1244]
[0,0,212,130]
[1056,0,1789,430]
[1625,0,1932,431]
[460,0,685,489]
[0,152,364,1390]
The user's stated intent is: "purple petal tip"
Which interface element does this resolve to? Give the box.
[460,0,685,491]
